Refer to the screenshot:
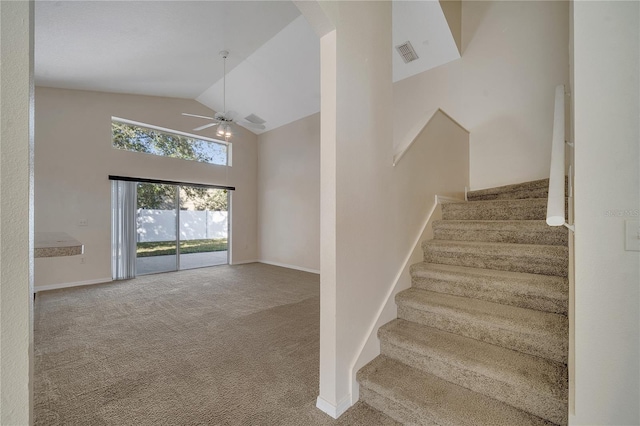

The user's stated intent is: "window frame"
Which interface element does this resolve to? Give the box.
[111,116,232,167]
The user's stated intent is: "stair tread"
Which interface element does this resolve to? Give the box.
[411,262,568,300]
[423,239,568,258]
[467,179,550,200]
[433,219,566,231]
[442,198,549,221]
[380,319,568,400]
[449,198,548,207]
[422,239,568,277]
[396,288,568,342]
[358,356,553,426]
[410,262,567,314]
[432,220,568,246]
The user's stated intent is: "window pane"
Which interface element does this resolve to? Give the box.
[136,183,178,275]
[112,121,228,166]
[179,187,228,270]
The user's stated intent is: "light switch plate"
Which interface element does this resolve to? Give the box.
[625,220,640,251]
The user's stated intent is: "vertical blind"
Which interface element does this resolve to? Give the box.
[111,180,138,280]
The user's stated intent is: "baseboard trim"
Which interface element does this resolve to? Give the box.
[316,394,352,419]
[258,260,320,275]
[437,195,464,204]
[229,259,259,266]
[35,277,113,293]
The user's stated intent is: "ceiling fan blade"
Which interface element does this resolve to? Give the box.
[240,120,266,130]
[193,122,220,131]
[182,113,215,120]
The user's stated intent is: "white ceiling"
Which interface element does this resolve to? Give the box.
[392,1,460,82]
[196,15,320,134]
[35,1,459,135]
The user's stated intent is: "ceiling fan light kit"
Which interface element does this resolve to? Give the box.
[182,49,266,140]
[217,123,232,138]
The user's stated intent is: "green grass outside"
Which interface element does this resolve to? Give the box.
[137,238,228,257]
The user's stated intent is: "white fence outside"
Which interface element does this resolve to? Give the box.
[137,209,228,242]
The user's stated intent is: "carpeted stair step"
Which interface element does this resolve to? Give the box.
[433,220,568,246]
[467,179,551,201]
[379,319,568,425]
[410,262,568,314]
[357,356,554,426]
[442,198,548,221]
[396,289,568,363]
[422,240,568,277]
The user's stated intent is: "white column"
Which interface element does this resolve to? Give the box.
[571,1,640,424]
[0,0,35,423]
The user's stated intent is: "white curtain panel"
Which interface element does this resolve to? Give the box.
[111,180,138,280]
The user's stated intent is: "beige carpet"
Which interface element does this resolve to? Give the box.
[35,263,398,426]
[356,178,569,425]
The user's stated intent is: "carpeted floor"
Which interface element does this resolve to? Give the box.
[34,263,398,425]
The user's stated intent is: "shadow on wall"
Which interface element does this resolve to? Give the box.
[461,0,491,53]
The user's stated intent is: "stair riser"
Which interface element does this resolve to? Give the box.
[467,178,568,202]
[380,340,567,425]
[423,247,568,277]
[442,202,547,221]
[358,356,554,426]
[467,188,549,201]
[411,275,568,315]
[433,227,567,246]
[359,387,424,426]
[397,305,568,363]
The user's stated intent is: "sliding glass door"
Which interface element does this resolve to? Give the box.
[179,187,229,270]
[136,183,179,275]
[135,183,229,275]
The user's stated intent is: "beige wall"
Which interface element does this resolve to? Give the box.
[393,0,569,189]
[0,1,34,423]
[571,1,639,424]
[257,113,320,272]
[314,1,396,413]
[312,2,469,416]
[34,87,258,289]
[351,110,469,400]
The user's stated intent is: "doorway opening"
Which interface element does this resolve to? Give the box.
[135,182,229,275]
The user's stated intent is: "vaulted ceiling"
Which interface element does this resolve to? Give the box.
[35,1,459,135]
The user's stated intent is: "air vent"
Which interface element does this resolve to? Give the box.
[244,113,266,125]
[395,41,419,64]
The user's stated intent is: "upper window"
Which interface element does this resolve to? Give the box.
[112,118,230,166]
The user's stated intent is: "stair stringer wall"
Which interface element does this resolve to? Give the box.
[349,109,469,404]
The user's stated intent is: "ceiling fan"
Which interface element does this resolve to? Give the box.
[182,50,266,138]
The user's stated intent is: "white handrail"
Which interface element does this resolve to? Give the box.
[546,85,567,227]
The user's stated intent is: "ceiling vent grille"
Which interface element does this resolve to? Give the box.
[244,113,266,125]
[395,41,419,64]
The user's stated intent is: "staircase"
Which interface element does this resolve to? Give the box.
[357,178,569,425]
